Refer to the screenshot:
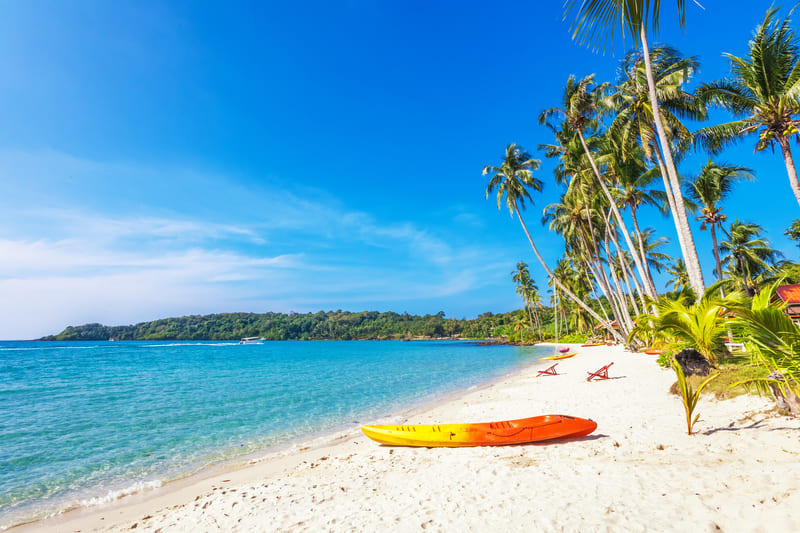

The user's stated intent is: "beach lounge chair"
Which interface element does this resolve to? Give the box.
[587,362,614,381]
[537,363,559,377]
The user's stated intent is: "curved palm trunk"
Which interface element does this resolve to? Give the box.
[653,144,689,261]
[608,216,648,312]
[617,253,642,316]
[578,192,620,314]
[583,236,627,334]
[602,219,633,335]
[526,304,536,341]
[777,135,800,208]
[576,128,658,302]
[577,221,619,322]
[639,25,706,297]
[710,223,726,297]
[513,203,627,345]
[629,204,658,297]
[583,266,612,323]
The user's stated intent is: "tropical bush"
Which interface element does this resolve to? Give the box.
[730,282,800,404]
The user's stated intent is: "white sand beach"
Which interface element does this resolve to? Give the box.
[18,344,800,532]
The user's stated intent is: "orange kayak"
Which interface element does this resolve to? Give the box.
[581,343,605,347]
[644,349,663,355]
[361,414,597,447]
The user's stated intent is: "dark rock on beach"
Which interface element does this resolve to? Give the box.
[674,348,712,376]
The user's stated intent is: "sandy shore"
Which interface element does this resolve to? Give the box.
[16,344,800,532]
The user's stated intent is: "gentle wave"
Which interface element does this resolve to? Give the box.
[78,480,163,508]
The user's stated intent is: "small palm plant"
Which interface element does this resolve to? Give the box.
[655,283,735,365]
[671,356,720,435]
[731,282,800,408]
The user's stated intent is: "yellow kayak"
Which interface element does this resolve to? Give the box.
[540,352,577,361]
[361,414,596,447]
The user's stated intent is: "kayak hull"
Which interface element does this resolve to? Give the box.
[541,352,576,361]
[361,415,597,447]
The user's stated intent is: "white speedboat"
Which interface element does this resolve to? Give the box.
[239,337,264,344]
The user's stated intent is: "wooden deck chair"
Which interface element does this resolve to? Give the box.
[587,362,614,381]
[537,363,558,377]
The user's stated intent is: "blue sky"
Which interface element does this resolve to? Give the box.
[0,0,795,339]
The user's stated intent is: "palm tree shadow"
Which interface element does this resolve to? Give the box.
[700,417,788,435]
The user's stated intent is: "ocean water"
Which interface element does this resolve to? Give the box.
[0,340,552,528]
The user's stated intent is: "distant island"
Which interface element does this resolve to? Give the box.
[39,310,555,342]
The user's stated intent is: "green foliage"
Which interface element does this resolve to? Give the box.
[656,351,671,368]
[730,282,800,400]
[670,357,720,435]
[650,283,735,364]
[559,332,587,344]
[40,310,535,342]
[785,219,800,246]
[627,310,674,350]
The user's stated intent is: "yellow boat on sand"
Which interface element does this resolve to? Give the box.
[540,352,576,361]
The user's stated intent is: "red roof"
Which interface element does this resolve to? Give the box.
[775,284,800,304]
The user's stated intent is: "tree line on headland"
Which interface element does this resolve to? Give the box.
[39,308,577,342]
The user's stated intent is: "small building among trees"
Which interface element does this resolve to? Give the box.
[774,284,800,321]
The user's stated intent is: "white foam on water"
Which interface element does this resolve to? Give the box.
[77,480,162,508]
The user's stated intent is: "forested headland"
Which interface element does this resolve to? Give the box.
[38,309,570,342]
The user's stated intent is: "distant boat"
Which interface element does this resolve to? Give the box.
[239,337,264,344]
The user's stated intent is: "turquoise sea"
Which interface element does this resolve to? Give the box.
[0,340,552,528]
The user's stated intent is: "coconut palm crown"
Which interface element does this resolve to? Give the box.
[696,6,800,208]
[684,160,754,286]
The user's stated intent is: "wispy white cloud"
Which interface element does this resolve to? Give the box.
[0,148,520,338]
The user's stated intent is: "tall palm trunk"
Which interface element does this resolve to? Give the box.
[513,202,627,345]
[617,253,642,316]
[639,25,706,296]
[777,135,800,208]
[576,128,658,301]
[578,190,620,313]
[526,304,536,341]
[582,235,627,334]
[608,216,648,312]
[629,204,658,297]
[584,268,612,322]
[710,223,725,295]
[602,220,633,335]
[577,221,619,321]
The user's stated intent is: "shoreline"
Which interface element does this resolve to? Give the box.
[10,344,557,532]
[15,343,800,532]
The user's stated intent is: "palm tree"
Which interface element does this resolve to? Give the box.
[632,228,672,277]
[720,220,782,296]
[786,219,800,248]
[696,6,800,208]
[484,144,626,344]
[606,145,668,296]
[684,161,754,292]
[606,45,707,297]
[512,311,531,343]
[665,258,690,292]
[540,75,657,302]
[511,261,538,341]
[563,0,706,297]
